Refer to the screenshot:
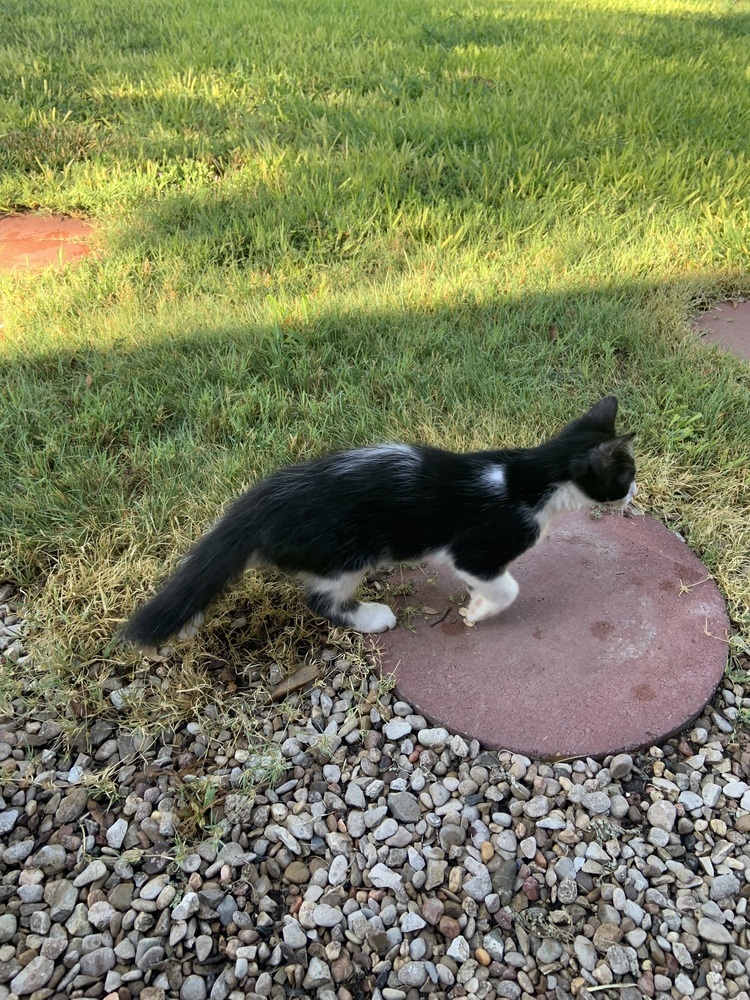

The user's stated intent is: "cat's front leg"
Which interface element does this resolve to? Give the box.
[458,569,519,624]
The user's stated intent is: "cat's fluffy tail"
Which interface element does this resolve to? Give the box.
[121,499,256,648]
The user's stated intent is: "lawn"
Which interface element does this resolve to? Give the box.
[0,0,748,744]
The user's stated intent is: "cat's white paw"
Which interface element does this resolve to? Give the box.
[462,594,502,623]
[351,602,397,633]
[178,611,205,641]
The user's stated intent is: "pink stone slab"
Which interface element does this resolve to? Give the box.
[695,300,750,363]
[375,512,729,760]
[0,215,95,272]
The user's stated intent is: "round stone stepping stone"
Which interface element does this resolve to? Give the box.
[376,511,729,760]
[0,214,94,272]
[695,299,750,363]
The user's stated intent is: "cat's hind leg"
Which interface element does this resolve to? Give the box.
[302,572,397,633]
[454,567,519,624]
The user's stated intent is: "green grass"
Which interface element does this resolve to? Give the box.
[0,0,749,744]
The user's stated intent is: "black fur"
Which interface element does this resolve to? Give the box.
[122,396,636,644]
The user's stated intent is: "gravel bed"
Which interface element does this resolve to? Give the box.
[2,590,750,1000]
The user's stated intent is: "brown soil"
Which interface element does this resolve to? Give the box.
[0,214,95,272]
[695,298,750,363]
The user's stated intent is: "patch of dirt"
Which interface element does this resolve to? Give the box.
[0,213,95,272]
[695,298,750,363]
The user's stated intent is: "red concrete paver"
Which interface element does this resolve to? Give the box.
[377,511,728,760]
[0,214,94,272]
[695,299,750,363]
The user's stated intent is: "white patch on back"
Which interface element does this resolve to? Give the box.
[533,482,591,538]
[334,443,420,474]
[481,464,506,491]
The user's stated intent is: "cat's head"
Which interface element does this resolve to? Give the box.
[564,396,637,505]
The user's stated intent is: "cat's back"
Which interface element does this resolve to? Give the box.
[324,442,517,501]
[256,441,515,511]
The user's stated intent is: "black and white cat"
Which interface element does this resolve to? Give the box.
[123,395,636,646]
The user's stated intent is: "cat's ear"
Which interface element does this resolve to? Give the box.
[581,395,618,432]
[591,432,636,464]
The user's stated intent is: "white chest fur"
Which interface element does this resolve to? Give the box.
[533,482,592,539]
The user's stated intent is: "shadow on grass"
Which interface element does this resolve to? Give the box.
[419,6,750,51]
[2,272,749,578]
